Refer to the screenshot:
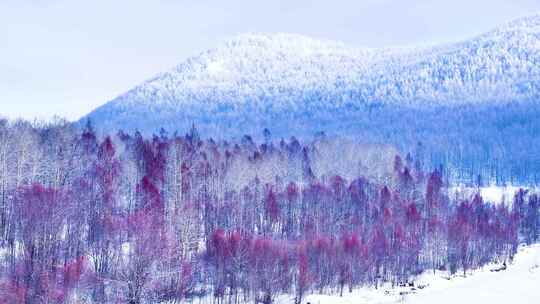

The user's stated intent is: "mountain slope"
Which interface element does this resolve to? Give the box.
[86,14,540,130]
[82,15,540,183]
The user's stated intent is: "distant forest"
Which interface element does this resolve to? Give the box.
[87,100,540,185]
[0,119,538,303]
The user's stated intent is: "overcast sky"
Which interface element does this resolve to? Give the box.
[1,0,539,121]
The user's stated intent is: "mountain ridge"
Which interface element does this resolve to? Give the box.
[84,14,540,135]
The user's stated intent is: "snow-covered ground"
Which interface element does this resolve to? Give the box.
[449,185,538,205]
[405,244,540,304]
[478,185,523,204]
[283,244,540,304]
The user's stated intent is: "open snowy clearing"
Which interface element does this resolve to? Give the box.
[404,244,540,304]
[449,185,539,205]
[280,244,540,304]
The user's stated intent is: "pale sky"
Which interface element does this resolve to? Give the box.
[1,0,539,121]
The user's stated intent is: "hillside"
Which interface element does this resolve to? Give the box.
[81,14,540,184]
[85,14,540,133]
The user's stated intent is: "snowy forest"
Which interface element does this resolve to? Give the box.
[0,118,538,303]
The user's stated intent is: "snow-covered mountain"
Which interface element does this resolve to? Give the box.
[83,14,540,138]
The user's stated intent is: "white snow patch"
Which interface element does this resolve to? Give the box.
[404,244,540,304]
[479,185,523,204]
[449,185,537,205]
[275,244,540,304]
[121,241,132,257]
[207,60,228,76]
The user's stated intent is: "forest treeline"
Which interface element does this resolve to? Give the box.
[0,119,538,303]
[89,101,540,186]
